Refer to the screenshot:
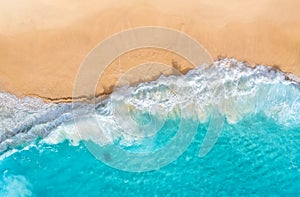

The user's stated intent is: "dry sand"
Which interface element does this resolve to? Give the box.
[0,0,300,101]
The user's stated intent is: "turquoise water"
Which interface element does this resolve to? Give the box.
[0,59,299,196]
[1,115,299,196]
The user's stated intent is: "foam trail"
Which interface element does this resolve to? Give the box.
[0,172,32,197]
[0,58,299,155]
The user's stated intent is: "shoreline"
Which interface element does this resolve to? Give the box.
[33,59,300,103]
[1,58,299,103]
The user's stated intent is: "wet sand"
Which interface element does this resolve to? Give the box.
[0,0,300,101]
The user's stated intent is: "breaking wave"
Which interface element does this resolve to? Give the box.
[0,58,299,155]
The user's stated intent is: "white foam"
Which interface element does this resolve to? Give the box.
[1,58,299,152]
[0,173,32,197]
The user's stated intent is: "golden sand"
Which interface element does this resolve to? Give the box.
[0,0,300,101]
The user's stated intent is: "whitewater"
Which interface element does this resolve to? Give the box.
[0,58,299,196]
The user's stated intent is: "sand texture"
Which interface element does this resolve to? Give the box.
[0,0,300,101]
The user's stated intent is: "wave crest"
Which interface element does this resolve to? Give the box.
[0,58,299,154]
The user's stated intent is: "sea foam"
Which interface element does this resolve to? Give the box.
[0,58,299,154]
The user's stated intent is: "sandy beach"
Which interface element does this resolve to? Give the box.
[0,0,300,101]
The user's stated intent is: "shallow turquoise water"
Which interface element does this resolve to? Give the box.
[0,59,299,196]
[0,114,299,196]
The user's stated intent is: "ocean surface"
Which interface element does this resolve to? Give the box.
[0,59,299,196]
